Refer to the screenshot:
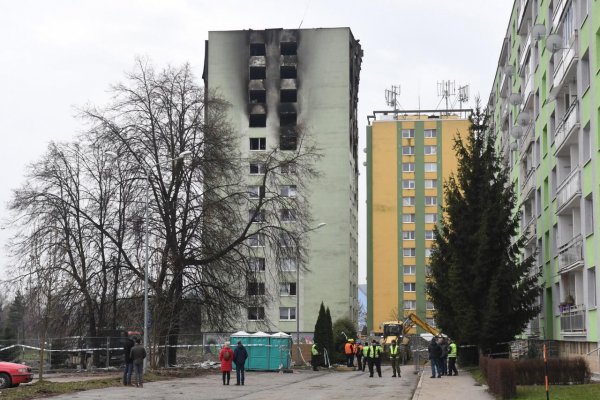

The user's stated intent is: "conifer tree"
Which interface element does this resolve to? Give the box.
[427,105,541,353]
[313,302,327,352]
[324,307,334,359]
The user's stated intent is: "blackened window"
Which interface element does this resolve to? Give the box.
[280,65,297,79]
[280,42,297,55]
[280,89,297,103]
[250,114,266,127]
[280,112,297,126]
[250,137,266,150]
[247,307,265,320]
[249,66,266,80]
[248,282,265,296]
[250,43,266,56]
[249,90,266,103]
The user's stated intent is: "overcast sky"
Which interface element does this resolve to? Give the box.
[0,0,513,283]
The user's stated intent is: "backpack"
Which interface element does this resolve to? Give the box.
[223,350,231,361]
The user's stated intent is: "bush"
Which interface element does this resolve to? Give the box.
[514,357,590,385]
[485,358,516,399]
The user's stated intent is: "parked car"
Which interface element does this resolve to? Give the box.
[0,361,33,389]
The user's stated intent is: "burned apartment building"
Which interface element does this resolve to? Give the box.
[203,28,362,338]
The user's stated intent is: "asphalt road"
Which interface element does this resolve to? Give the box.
[45,365,419,400]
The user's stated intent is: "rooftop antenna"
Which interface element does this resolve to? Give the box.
[385,85,401,114]
[437,80,455,113]
[458,84,470,112]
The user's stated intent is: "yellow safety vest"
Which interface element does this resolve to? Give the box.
[311,344,319,356]
[370,345,382,359]
[390,345,399,357]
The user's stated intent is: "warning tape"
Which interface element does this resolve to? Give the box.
[0,343,289,353]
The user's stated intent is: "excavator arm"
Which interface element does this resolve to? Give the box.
[402,313,442,337]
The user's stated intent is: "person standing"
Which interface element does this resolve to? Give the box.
[219,341,234,385]
[311,342,320,371]
[344,338,355,367]
[389,339,401,378]
[440,338,449,376]
[361,341,370,372]
[355,340,364,371]
[427,338,442,378]
[368,340,383,378]
[232,340,248,385]
[130,337,146,388]
[448,339,458,376]
[123,334,134,386]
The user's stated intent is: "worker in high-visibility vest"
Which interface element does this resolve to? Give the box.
[448,339,458,376]
[362,341,370,372]
[389,339,401,378]
[344,338,355,367]
[368,340,383,378]
[311,342,320,371]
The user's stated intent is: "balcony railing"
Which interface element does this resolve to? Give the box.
[560,304,586,333]
[519,33,532,72]
[552,32,578,91]
[517,0,530,32]
[521,168,536,198]
[556,169,581,210]
[521,74,533,107]
[552,0,567,32]
[519,123,533,153]
[558,235,583,272]
[522,217,536,242]
[554,101,579,153]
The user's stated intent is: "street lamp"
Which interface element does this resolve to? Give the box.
[296,222,326,360]
[106,150,191,371]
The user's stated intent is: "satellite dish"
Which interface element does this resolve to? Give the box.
[517,111,531,126]
[509,92,523,105]
[511,125,523,139]
[362,161,367,166]
[545,34,563,53]
[532,24,546,41]
[504,65,515,77]
[509,142,518,150]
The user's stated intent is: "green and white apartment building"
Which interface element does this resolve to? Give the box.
[488,0,600,371]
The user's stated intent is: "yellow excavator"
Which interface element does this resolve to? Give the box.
[380,313,443,363]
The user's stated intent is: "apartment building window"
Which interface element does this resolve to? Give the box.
[551,167,557,199]
[403,163,415,172]
[280,258,297,271]
[280,209,297,222]
[426,301,435,310]
[249,137,266,151]
[536,188,542,217]
[402,129,415,138]
[583,123,591,162]
[425,179,437,189]
[403,282,416,292]
[581,52,590,90]
[427,318,437,328]
[249,114,266,128]
[403,231,415,240]
[280,282,297,296]
[424,129,437,138]
[403,248,416,257]
[280,65,297,79]
[248,307,265,320]
[424,163,437,172]
[280,185,297,197]
[403,196,415,206]
[403,214,416,223]
[280,41,297,56]
[425,248,432,258]
[248,233,266,247]
[402,146,415,155]
[279,307,296,320]
[552,224,558,257]
[585,194,594,236]
[403,265,416,275]
[403,180,416,189]
[247,185,265,199]
[424,145,437,155]
[249,209,266,223]
[425,213,438,223]
[425,230,435,240]
[248,282,265,296]
[425,196,437,206]
[249,162,266,175]
[535,138,541,167]
[281,162,297,174]
[403,300,417,310]
[588,268,597,308]
[279,232,296,247]
[249,257,266,272]
[250,42,266,56]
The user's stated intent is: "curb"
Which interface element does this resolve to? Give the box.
[410,370,424,400]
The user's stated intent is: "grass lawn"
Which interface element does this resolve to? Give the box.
[464,366,600,400]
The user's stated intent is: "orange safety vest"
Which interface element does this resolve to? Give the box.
[344,342,354,355]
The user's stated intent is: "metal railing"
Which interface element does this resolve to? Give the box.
[552,32,578,90]
[554,101,579,153]
[552,0,566,32]
[556,168,581,210]
[558,235,584,271]
[560,304,586,333]
[521,167,536,198]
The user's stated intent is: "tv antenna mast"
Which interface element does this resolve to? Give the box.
[457,84,470,109]
[437,80,456,112]
[385,85,401,111]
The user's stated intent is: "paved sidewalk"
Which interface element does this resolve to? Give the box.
[412,365,494,400]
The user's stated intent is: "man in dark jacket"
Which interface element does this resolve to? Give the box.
[427,338,442,378]
[440,338,449,376]
[232,340,248,385]
[123,334,135,386]
[130,337,146,388]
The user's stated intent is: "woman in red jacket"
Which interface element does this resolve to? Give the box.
[219,341,234,385]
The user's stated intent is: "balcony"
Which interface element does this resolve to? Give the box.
[551,32,578,97]
[560,304,586,334]
[558,235,584,272]
[501,100,509,121]
[521,168,536,199]
[517,0,531,34]
[519,33,532,73]
[522,217,536,244]
[554,102,579,155]
[519,124,533,154]
[556,169,581,212]
[552,0,567,32]
[521,74,533,109]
